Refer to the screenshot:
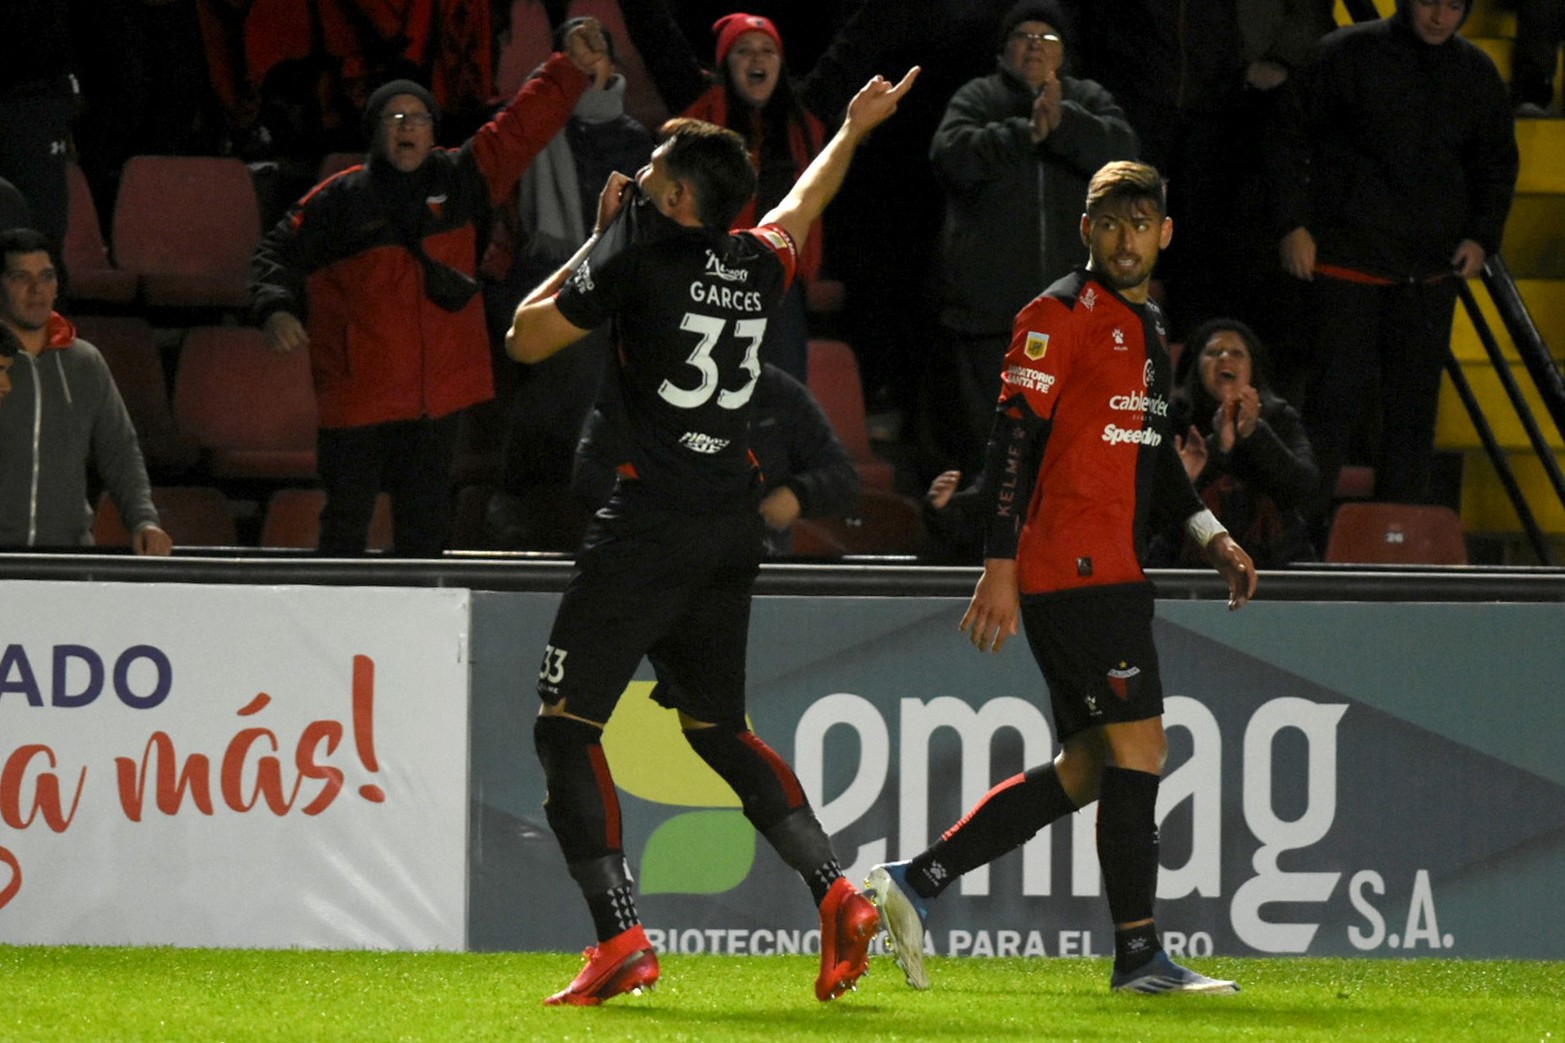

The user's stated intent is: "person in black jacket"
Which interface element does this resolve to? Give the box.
[1148,318,1318,568]
[925,0,1138,478]
[1267,0,1517,542]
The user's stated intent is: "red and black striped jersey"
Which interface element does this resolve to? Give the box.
[984,270,1202,594]
[555,199,798,510]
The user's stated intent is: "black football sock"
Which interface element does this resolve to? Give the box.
[1097,766,1162,973]
[908,763,1077,900]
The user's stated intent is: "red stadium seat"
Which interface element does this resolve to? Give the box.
[72,315,200,477]
[93,486,238,549]
[496,0,556,95]
[260,488,392,551]
[316,151,363,182]
[1324,502,1468,565]
[792,489,926,558]
[64,162,138,306]
[111,156,262,310]
[566,0,670,130]
[173,326,318,479]
[807,338,896,491]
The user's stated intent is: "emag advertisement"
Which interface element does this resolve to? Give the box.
[470,592,1565,960]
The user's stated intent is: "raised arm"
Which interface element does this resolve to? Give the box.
[759,67,919,250]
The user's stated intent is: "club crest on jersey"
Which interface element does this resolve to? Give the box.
[1082,287,1098,310]
[1107,662,1140,701]
[1112,328,1127,351]
[1024,331,1049,360]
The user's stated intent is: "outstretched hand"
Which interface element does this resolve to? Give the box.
[844,67,921,140]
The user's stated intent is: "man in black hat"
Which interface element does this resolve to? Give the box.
[250,20,608,556]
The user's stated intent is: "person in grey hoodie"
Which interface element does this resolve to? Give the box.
[0,228,170,553]
[925,0,1137,477]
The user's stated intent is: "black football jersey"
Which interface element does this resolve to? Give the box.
[555,197,798,510]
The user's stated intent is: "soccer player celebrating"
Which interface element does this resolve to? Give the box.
[865,160,1256,995]
[507,67,920,1006]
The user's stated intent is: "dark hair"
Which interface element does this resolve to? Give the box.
[0,226,51,261]
[656,118,757,230]
[1175,317,1284,433]
[1085,160,1166,218]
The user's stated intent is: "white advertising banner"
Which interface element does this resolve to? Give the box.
[0,581,470,950]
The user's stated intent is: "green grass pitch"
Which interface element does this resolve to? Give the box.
[0,946,1560,1042]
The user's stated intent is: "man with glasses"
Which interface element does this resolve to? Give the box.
[250,20,609,556]
[925,0,1137,480]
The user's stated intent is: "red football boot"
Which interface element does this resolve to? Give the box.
[544,924,660,1006]
[815,876,878,1001]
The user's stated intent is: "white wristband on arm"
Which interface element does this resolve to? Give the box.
[1185,508,1228,549]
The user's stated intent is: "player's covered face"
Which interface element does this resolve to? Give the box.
[1081,200,1171,298]
[636,142,677,216]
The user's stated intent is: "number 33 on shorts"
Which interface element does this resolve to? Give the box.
[539,645,568,685]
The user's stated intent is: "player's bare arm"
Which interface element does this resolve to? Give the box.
[760,67,919,249]
[960,557,1021,653]
[505,173,632,363]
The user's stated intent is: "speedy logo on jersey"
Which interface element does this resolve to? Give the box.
[680,431,730,454]
[1024,331,1049,360]
[1102,423,1162,446]
[1006,364,1055,395]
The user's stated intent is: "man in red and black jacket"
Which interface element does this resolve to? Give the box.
[249,20,608,556]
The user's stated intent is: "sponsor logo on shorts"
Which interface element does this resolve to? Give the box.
[1007,365,1056,395]
[1102,423,1163,446]
[680,431,730,454]
[1108,662,1140,701]
[1025,332,1049,360]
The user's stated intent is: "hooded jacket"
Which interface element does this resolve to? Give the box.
[0,313,159,547]
[1266,0,1518,277]
[250,53,586,429]
[931,64,1137,336]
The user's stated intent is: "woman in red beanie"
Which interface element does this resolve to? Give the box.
[619,3,912,381]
